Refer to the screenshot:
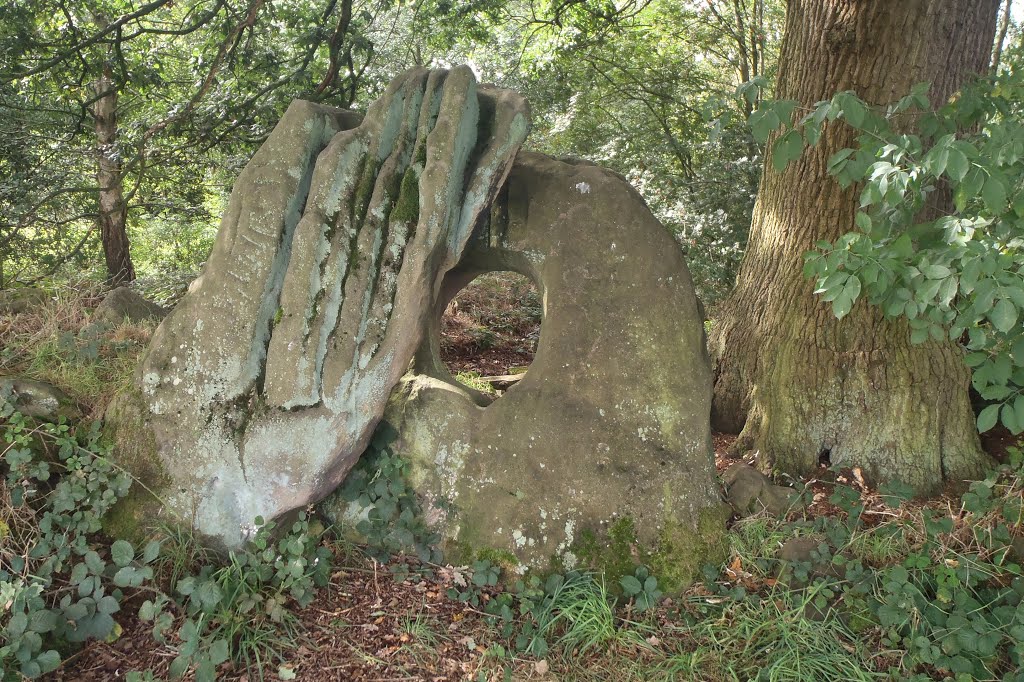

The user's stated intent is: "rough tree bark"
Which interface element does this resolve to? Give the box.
[93,70,135,285]
[709,0,1000,492]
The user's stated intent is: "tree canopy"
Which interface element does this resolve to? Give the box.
[1,0,789,304]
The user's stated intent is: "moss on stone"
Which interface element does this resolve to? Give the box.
[443,538,476,566]
[352,157,379,226]
[649,503,731,592]
[569,504,729,594]
[570,517,640,587]
[392,164,420,225]
[100,388,172,543]
[474,546,519,571]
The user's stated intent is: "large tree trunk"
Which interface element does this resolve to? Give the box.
[710,0,999,492]
[93,71,135,285]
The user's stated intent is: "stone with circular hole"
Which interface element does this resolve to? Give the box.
[375,151,728,586]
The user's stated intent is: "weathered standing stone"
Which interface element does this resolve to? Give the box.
[92,287,167,326]
[354,152,727,585]
[109,68,529,546]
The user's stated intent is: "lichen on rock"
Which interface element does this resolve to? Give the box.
[371,151,727,587]
[107,67,724,585]
[106,67,529,547]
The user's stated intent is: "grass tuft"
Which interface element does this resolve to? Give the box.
[0,280,154,413]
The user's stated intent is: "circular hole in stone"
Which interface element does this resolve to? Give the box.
[440,271,541,398]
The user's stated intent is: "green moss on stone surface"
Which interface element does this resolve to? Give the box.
[570,505,728,593]
[100,388,172,543]
[649,503,731,592]
[570,516,645,591]
[474,547,519,571]
[392,164,420,225]
[352,157,380,226]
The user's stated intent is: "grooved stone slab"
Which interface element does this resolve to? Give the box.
[120,68,529,546]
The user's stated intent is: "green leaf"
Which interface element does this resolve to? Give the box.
[945,148,970,183]
[977,404,1000,432]
[926,144,949,176]
[990,298,1018,333]
[773,99,797,123]
[619,575,642,596]
[196,581,223,611]
[176,577,197,596]
[208,638,230,665]
[1014,396,1024,430]
[35,650,61,674]
[844,275,862,302]
[84,551,105,575]
[113,566,138,588]
[97,595,120,615]
[827,148,854,175]
[982,175,1008,213]
[937,276,958,306]
[803,119,821,146]
[837,93,867,128]
[772,130,804,172]
[749,109,781,143]
[111,540,134,568]
[169,654,189,679]
[142,540,161,564]
[138,600,157,621]
[1003,403,1021,434]
[195,660,216,682]
[922,264,951,279]
[28,609,58,634]
[832,290,853,319]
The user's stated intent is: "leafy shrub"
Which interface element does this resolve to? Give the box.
[620,565,663,612]
[746,69,1024,435]
[711,450,1024,681]
[1,395,333,680]
[143,513,331,678]
[328,425,442,564]
[1,399,148,678]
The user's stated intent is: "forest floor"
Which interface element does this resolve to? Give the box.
[4,276,1021,682]
[53,432,1016,682]
[439,272,540,382]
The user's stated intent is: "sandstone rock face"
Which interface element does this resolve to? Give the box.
[121,67,529,546]
[372,152,726,583]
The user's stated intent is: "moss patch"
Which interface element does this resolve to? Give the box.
[100,388,172,543]
[649,504,731,592]
[392,164,420,225]
[474,547,519,572]
[572,505,729,593]
[352,156,380,226]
